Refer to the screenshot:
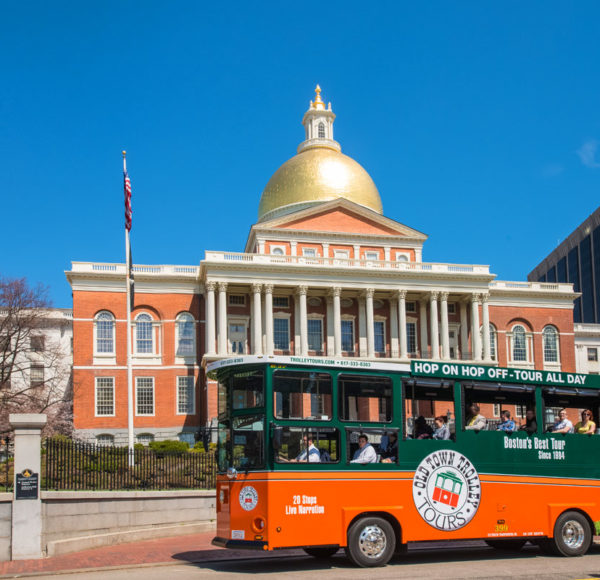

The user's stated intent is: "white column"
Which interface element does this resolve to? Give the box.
[10,413,47,560]
[205,281,216,355]
[419,298,429,358]
[322,242,329,259]
[460,299,469,360]
[471,293,481,361]
[430,292,440,359]
[398,290,407,359]
[264,284,274,355]
[290,241,297,256]
[298,285,308,355]
[217,282,228,355]
[440,291,450,360]
[326,296,334,355]
[332,287,342,356]
[365,288,375,358]
[390,297,399,358]
[384,247,391,262]
[482,293,491,362]
[358,295,367,356]
[294,293,300,354]
[252,283,262,355]
[258,240,265,254]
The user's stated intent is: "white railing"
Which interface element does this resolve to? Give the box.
[71,262,200,277]
[203,252,491,275]
[490,281,573,293]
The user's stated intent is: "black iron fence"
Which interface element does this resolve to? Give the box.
[44,438,217,491]
[0,433,13,491]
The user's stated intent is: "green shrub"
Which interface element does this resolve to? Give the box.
[148,440,189,457]
[193,441,205,452]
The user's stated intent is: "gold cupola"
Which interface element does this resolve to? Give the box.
[257,86,383,222]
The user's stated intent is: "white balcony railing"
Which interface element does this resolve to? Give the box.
[489,281,574,293]
[203,252,491,275]
[70,262,200,277]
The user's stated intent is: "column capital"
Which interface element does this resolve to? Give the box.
[264,283,274,294]
[296,285,308,296]
[205,280,217,292]
[362,287,375,299]
[330,286,342,298]
[439,291,449,301]
[251,283,263,294]
[396,289,407,300]
[217,281,228,292]
[430,291,439,301]
[481,293,490,303]
[471,292,481,303]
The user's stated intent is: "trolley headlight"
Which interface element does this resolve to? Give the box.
[227,467,238,480]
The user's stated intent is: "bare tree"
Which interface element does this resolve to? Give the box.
[0,277,72,435]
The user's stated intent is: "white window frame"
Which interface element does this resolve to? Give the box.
[273,314,291,351]
[136,433,154,445]
[447,303,456,314]
[373,317,386,353]
[133,313,161,362]
[365,251,379,261]
[175,312,196,360]
[270,245,286,256]
[95,377,115,417]
[493,404,501,417]
[542,325,560,368]
[406,319,418,356]
[228,294,246,306]
[135,377,155,416]
[176,376,196,415]
[302,247,317,257]
[480,323,498,361]
[228,317,248,355]
[96,434,114,447]
[341,316,355,353]
[334,249,350,259]
[307,315,324,352]
[30,364,44,388]
[273,296,289,308]
[93,311,116,362]
[395,252,410,262]
[507,324,534,368]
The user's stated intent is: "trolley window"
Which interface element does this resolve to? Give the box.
[273,370,332,420]
[404,379,455,440]
[232,370,264,410]
[273,426,339,463]
[542,387,600,434]
[339,374,392,422]
[345,428,399,464]
[232,415,264,469]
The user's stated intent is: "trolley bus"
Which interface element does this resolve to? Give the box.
[209,355,600,567]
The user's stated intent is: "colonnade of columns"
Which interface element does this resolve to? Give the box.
[204,281,493,362]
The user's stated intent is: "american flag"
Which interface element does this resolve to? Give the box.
[124,170,132,231]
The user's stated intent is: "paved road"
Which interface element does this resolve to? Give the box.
[27,542,600,580]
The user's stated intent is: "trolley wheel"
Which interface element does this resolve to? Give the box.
[345,516,396,568]
[485,539,527,551]
[303,547,339,558]
[542,511,592,557]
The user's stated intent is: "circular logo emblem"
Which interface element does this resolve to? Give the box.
[239,485,258,511]
[412,450,481,531]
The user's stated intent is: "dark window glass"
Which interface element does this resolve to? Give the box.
[538,274,546,282]
[557,256,567,283]
[580,236,594,323]
[546,267,556,283]
[231,370,264,410]
[273,426,339,463]
[339,374,392,422]
[232,415,264,469]
[273,371,332,420]
[588,348,598,362]
[594,226,600,323]
[568,246,581,323]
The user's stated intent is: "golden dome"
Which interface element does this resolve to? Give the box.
[258,148,383,222]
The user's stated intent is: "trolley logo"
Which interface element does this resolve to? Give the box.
[239,485,258,511]
[412,451,481,531]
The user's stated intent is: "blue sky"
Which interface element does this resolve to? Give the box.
[2,1,600,307]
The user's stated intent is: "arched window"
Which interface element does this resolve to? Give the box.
[95,311,115,354]
[136,433,154,446]
[135,313,153,354]
[543,326,559,363]
[318,122,325,138]
[396,254,409,262]
[512,325,527,362]
[176,313,195,356]
[96,434,114,447]
[271,247,284,256]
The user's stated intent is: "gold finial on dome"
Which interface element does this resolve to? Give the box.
[311,84,325,110]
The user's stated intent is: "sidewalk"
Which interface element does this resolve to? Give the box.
[0,532,303,578]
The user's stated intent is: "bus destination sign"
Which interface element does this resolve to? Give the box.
[410,361,600,388]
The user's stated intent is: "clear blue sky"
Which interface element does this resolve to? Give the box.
[2,1,600,307]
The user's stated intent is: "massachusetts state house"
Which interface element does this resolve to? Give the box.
[67,87,577,444]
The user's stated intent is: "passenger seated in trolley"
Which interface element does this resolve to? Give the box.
[414,415,433,439]
[280,433,320,463]
[520,409,537,434]
[350,434,377,464]
[574,410,596,435]
[551,409,574,434]
[496,410,516,432]
[381,432,398,463]
[465,403,487,430]
[433,415,451,440]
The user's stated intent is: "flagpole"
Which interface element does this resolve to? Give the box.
[123,150,135,466]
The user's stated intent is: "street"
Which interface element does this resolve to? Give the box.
[26,541,600,580]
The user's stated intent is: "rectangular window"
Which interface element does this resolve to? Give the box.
[228,294,246,306]
[334,250,350,259]
[136,377,154,416]
[96,377,115,416]
[493,404,501,417]
[307,319,323,351]
[302,248,317,257]
[447,303,456,314]
[273,318,290,350]
[177,376,195,414]
[341,320,354,352]
[346,427,399,464]
[405,301,416,313]
[374,321,385,353]
[273,296,289,308]
[515,404,527,419]
[30,365,44,387]
[273,370,332,420]
[365,251,379,261]
[232,369,264,410]
[339,374,392,422]
[404,380,455,439]
[542,389,597,433]
[30,335,45,352]
[406,322,417,355]
[588,348,598,362]
[274,427,339,463]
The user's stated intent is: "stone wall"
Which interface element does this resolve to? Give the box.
[0,494,11,562]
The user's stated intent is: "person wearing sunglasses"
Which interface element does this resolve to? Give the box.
[574,410,596,435]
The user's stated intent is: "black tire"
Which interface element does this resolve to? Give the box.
[485,539,527,551]
[544,511,592,557]
[345,517,396,568]
[303,547,339,558]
